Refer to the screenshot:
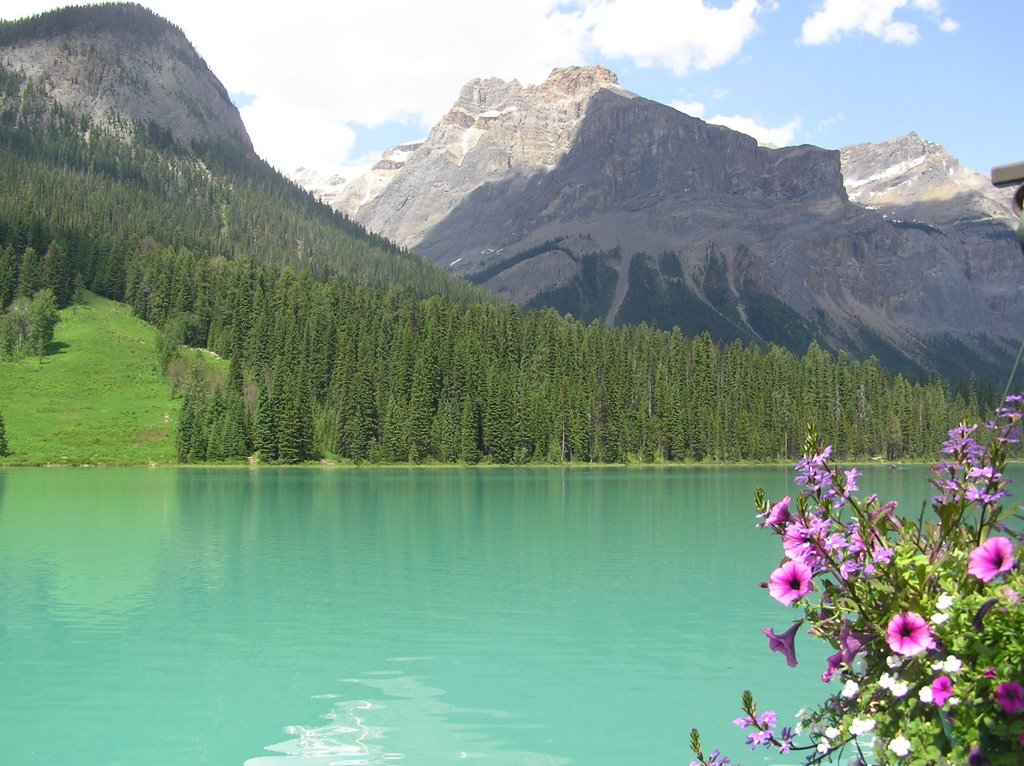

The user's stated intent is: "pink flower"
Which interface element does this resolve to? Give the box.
[968,537,1015,582]
[995,682,1024,714]
[764,496,791,527]
[768,560,813,607]
[931,675,954,707]
[886,611,934,656]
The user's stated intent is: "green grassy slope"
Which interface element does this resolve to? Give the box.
[0,291,177,465]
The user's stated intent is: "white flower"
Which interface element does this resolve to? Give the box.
[948,696,960,707]
[825,726,841,739]
[919,685,934,703]
[890,679,909,697]
[888,735,912,757]
[849,717,876,736]
[879,672,895,689]
[817,742,830,754]
[886,655,903,669]
[937,593,954,611]
[932,660,945,671]
[931,612,949,625]
[942,655,962,673]
[841,679,860,699]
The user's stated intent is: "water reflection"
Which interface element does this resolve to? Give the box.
[0,467,175,630]
[247,658,571,765]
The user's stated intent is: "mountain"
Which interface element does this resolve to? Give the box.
[0,3,251,151]
[0,8,980,467]
[330,67,1024,381]
[0,3,492,307]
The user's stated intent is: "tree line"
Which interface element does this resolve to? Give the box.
[108,242,973,465]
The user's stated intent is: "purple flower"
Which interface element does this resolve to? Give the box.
[886,611,934,656]
[764,496,791,527]
[746,729,772,749]
[995,682,1024,714]
[782,522,822,567]
[931,675,954,707]
[768,560,813,606]
[764,622,800,667]
[839,621,874,665]
[968,747,990,766]
[872,547,894,564]
[843,468,860,495]
[968,537,1015,582]
[777,727,795,753]
[821,651,843,682]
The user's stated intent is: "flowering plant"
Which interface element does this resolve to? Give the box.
[691,397,1024,765]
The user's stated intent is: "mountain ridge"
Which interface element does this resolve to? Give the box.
[320,66,1023,380]
[0,2,251,152]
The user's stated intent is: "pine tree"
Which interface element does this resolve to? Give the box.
[16,247,43,298]
[42,240,74,308]
[254,384,277,462]
[28,288,60,361]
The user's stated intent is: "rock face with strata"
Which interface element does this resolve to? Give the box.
[335,66,635,256]
[333,66,1023,379]
[0,4,251,151]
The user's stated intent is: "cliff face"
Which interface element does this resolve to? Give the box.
[0,3,252,151]
[335,66,633,248]
[334,66,1023,377]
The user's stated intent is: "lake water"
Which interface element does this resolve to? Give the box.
[0,465,951,765]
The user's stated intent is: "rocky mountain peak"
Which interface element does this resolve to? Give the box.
[0,3,252,152]
[840,133,1013,228]
[333,65,635,242]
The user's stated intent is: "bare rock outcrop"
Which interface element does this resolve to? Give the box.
[0,4,252,151]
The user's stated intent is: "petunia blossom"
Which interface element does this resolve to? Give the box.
[931,675,954,707]
[764,622,801,667]
[886,611,934,656]
[888,736,912,757]
[839,621,873,665]
[763,496,791,527]
[768,560,813,606]
[995,682,1024,714]
[968,537,1016,582]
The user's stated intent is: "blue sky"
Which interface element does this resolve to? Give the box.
[2,1,1022,181]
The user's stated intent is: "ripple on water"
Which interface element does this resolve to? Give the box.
[245,665,571,766]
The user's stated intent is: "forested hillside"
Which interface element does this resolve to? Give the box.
[149,247,976,464]
[0,61,494,306]
[0,16,991,465]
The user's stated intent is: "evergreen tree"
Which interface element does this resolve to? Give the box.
[28,287,59,360]
[16,247,43,298]
[42,240,74,308]
[254,384,277,461]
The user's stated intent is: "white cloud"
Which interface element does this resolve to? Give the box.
[939,17,959,33]
[800,0,953,46]
[670,100,706,118]
[0,1,778,172]
[707,114,801,147]
[579,0,766,76]
[136,0,594,171]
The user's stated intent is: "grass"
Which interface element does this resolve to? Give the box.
[0,291,178,465]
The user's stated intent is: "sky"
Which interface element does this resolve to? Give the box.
[2,0,1022,183]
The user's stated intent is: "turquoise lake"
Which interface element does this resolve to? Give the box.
[0,465,951,765]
